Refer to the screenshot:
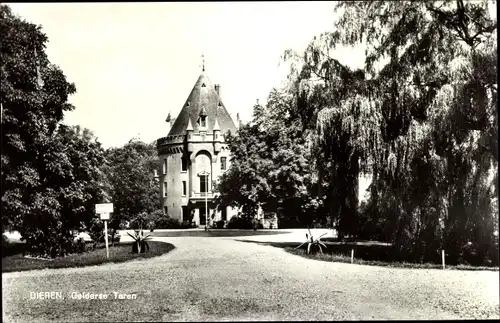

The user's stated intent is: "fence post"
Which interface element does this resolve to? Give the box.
[351,248,354,264]
[441,249,445,270]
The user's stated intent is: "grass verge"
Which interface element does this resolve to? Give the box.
[285,247,499,271]
[2,241,175,273]
[237,240,499,271]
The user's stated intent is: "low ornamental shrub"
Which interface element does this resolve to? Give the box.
[215,220,226,229]
[227,216,253,229]
[180,220,198,229]
[155,216,181,229]
[97,229,121,244]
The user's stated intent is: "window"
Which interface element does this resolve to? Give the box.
[163,159,167,174]
[221,157,227,170]
[200,175,208,193]
[163,182,167,197]
[182,181,186,196]
[201,116,206,127]
[181,156,187,172]
[164,206,168,215]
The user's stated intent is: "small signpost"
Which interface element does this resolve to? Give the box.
[95,203,113,259]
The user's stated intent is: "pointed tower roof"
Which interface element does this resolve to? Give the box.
[167,70,237,136]
[213,117,220,131]
[186,115,194,131]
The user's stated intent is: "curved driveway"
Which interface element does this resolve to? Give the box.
[3,231,499,321]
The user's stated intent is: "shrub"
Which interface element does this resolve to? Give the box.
[215,220,226,229]
[2,234,9,251]
[147,220,156,232]
[129,212,148,230]
[87,218,104,242]
[20,226,80,258]
[155,215,181,229]
[74,237,86,253]
[180,220,197,229]
[227,216,253,229]
[97,229,121,245]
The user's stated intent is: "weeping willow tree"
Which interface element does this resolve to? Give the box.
[283,0,497,264]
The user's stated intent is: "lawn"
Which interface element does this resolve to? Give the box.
[2,241,175,273]
[237,240,500,272]
[144,229,291,237]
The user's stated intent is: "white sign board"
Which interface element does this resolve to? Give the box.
[95,203,113,214]
[100,213,110,220]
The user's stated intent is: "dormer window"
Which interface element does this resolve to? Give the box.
[198,106,208,129]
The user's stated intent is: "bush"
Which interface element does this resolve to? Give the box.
[180,221,197,229]
[277,217,302,229]
[74,237,86,253]
[20,226,80,258]
[97,229,121,244]
[2,234,9,251]
[156,216,180,229]
[215,220,226,229]
[227,216,253,229]
[87,217,104,242]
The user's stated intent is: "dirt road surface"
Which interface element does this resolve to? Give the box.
[3,231,499,321]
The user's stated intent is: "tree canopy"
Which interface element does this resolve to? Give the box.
[1,5,106,257]
[215,89,324,227]
[217,0,498,265]
[101,139,160,232]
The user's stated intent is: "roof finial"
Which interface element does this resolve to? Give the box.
[201,54,205,72]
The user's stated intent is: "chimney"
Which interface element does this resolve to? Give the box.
[215,84,220,96]
[236,113,241,127]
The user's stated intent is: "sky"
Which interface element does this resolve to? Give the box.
[8,1,366,149]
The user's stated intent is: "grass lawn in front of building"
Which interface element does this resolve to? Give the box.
[2,241,175,273]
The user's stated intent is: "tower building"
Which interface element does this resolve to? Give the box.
[156,66,238,226]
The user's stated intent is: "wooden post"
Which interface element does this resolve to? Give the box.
[104,220,109,259]
[351,249,354,264]
[441,249,445,270]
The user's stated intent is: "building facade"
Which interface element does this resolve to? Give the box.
[156,69,238,227]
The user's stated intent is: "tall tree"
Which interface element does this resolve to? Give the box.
[101,139,160,232]
[1,5,76,233]
[216,89,323,226]
[283,0,497,263]
[18,125,105,257]
[1,6,107,257]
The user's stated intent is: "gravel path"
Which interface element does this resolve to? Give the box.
[2,232,499,321]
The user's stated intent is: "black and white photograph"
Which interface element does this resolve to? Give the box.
[1,1,499,321]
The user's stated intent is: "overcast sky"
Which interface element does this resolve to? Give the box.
[8,2,367,148]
